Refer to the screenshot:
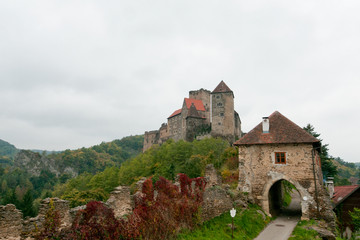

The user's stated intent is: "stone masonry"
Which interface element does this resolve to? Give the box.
[235,111,335,224]
[0,204,23,240]
[143,81,242,152]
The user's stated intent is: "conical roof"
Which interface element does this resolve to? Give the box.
[212,80,233,93]
[234,111,320,146]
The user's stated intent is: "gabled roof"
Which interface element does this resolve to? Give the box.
[168,109,182,119]
[212,80,233,94]
[184,98,206,111]
[187,103,203,119]
[234,111,320,146]
[333,185,360,207]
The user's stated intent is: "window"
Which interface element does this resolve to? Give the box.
[217,102,223,107]
[275,152,286,164]
[219,112,224,117]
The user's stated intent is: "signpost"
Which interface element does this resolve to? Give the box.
[230,208,236,239]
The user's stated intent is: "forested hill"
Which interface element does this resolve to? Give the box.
[0,139,19,158]
[0,135,144,217]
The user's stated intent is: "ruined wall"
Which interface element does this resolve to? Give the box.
[238,143,329,220]
[158,123,169,144]
[0,204,22,240]
[168,113,182,141]
[143,130,159,152]
[211,92,235,142]
[106,186,132,219]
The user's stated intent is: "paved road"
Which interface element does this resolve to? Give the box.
[255,191,301,240]
[254,215,300,240]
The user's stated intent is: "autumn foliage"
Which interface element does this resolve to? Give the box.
[37,173,206,240]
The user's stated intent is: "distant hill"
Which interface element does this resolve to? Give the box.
[13,135,144,177]
[0,139,19,158]
[332,157,360,185]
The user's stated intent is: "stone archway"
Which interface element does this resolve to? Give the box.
[260,173,313,219]
[267,179,302,217]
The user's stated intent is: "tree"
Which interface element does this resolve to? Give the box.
[20,190,36,217]
[303,124,337,179]
[349,208,360,232]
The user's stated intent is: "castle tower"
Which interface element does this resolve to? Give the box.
[189,89,211,125]
[211,81,236,142]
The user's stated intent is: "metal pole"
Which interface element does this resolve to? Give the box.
[232,217,234,239]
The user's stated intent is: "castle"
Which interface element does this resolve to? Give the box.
[143,81,242,152]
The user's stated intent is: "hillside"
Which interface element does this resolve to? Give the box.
[0,135,144,216]
[0,139,19,165]
[332,157,360,185]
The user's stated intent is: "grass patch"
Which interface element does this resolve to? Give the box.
[288,220,320,240]
[177,205,270,240]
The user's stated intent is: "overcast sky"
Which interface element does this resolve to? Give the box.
[0,1,359,162]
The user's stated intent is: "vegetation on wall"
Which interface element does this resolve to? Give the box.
[37,174,207,240]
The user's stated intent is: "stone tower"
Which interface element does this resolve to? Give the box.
[189,89,211,125]
[211,81,236,142]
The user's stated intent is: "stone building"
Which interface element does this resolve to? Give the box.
[234,111,334,221]
[143,81,241,152]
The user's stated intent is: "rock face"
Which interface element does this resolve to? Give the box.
[13,150,77,177]
[0,204,23,240]
[106,186,132,219]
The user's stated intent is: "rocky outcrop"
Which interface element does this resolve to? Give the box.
[13,150,77,177]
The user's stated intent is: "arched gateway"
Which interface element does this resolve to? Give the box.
[234,111,334,220]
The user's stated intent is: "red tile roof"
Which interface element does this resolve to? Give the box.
[168,109,182,119]
[333,185,360,206]
[187,103,203,119]
[234,111,320,146]
[184,98,206,111]
[212,80,233,93]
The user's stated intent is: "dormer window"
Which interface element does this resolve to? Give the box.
[275,152,286,164]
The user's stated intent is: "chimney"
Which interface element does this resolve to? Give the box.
[325,177,334,198]
[262,117,269,133]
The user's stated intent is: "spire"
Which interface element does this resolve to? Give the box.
[212,80,233,94]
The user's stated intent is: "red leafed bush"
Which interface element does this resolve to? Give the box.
[69,201,121,240]
[121,174,206,239]
[54,174,206,240]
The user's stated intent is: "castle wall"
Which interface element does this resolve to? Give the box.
[211,92,235,142]
[143,130,159,152]
[158,123,169,144]
[234,111,242,140]
[237,143,330,220]
[168,114,183,141]
[185,117,205,141]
